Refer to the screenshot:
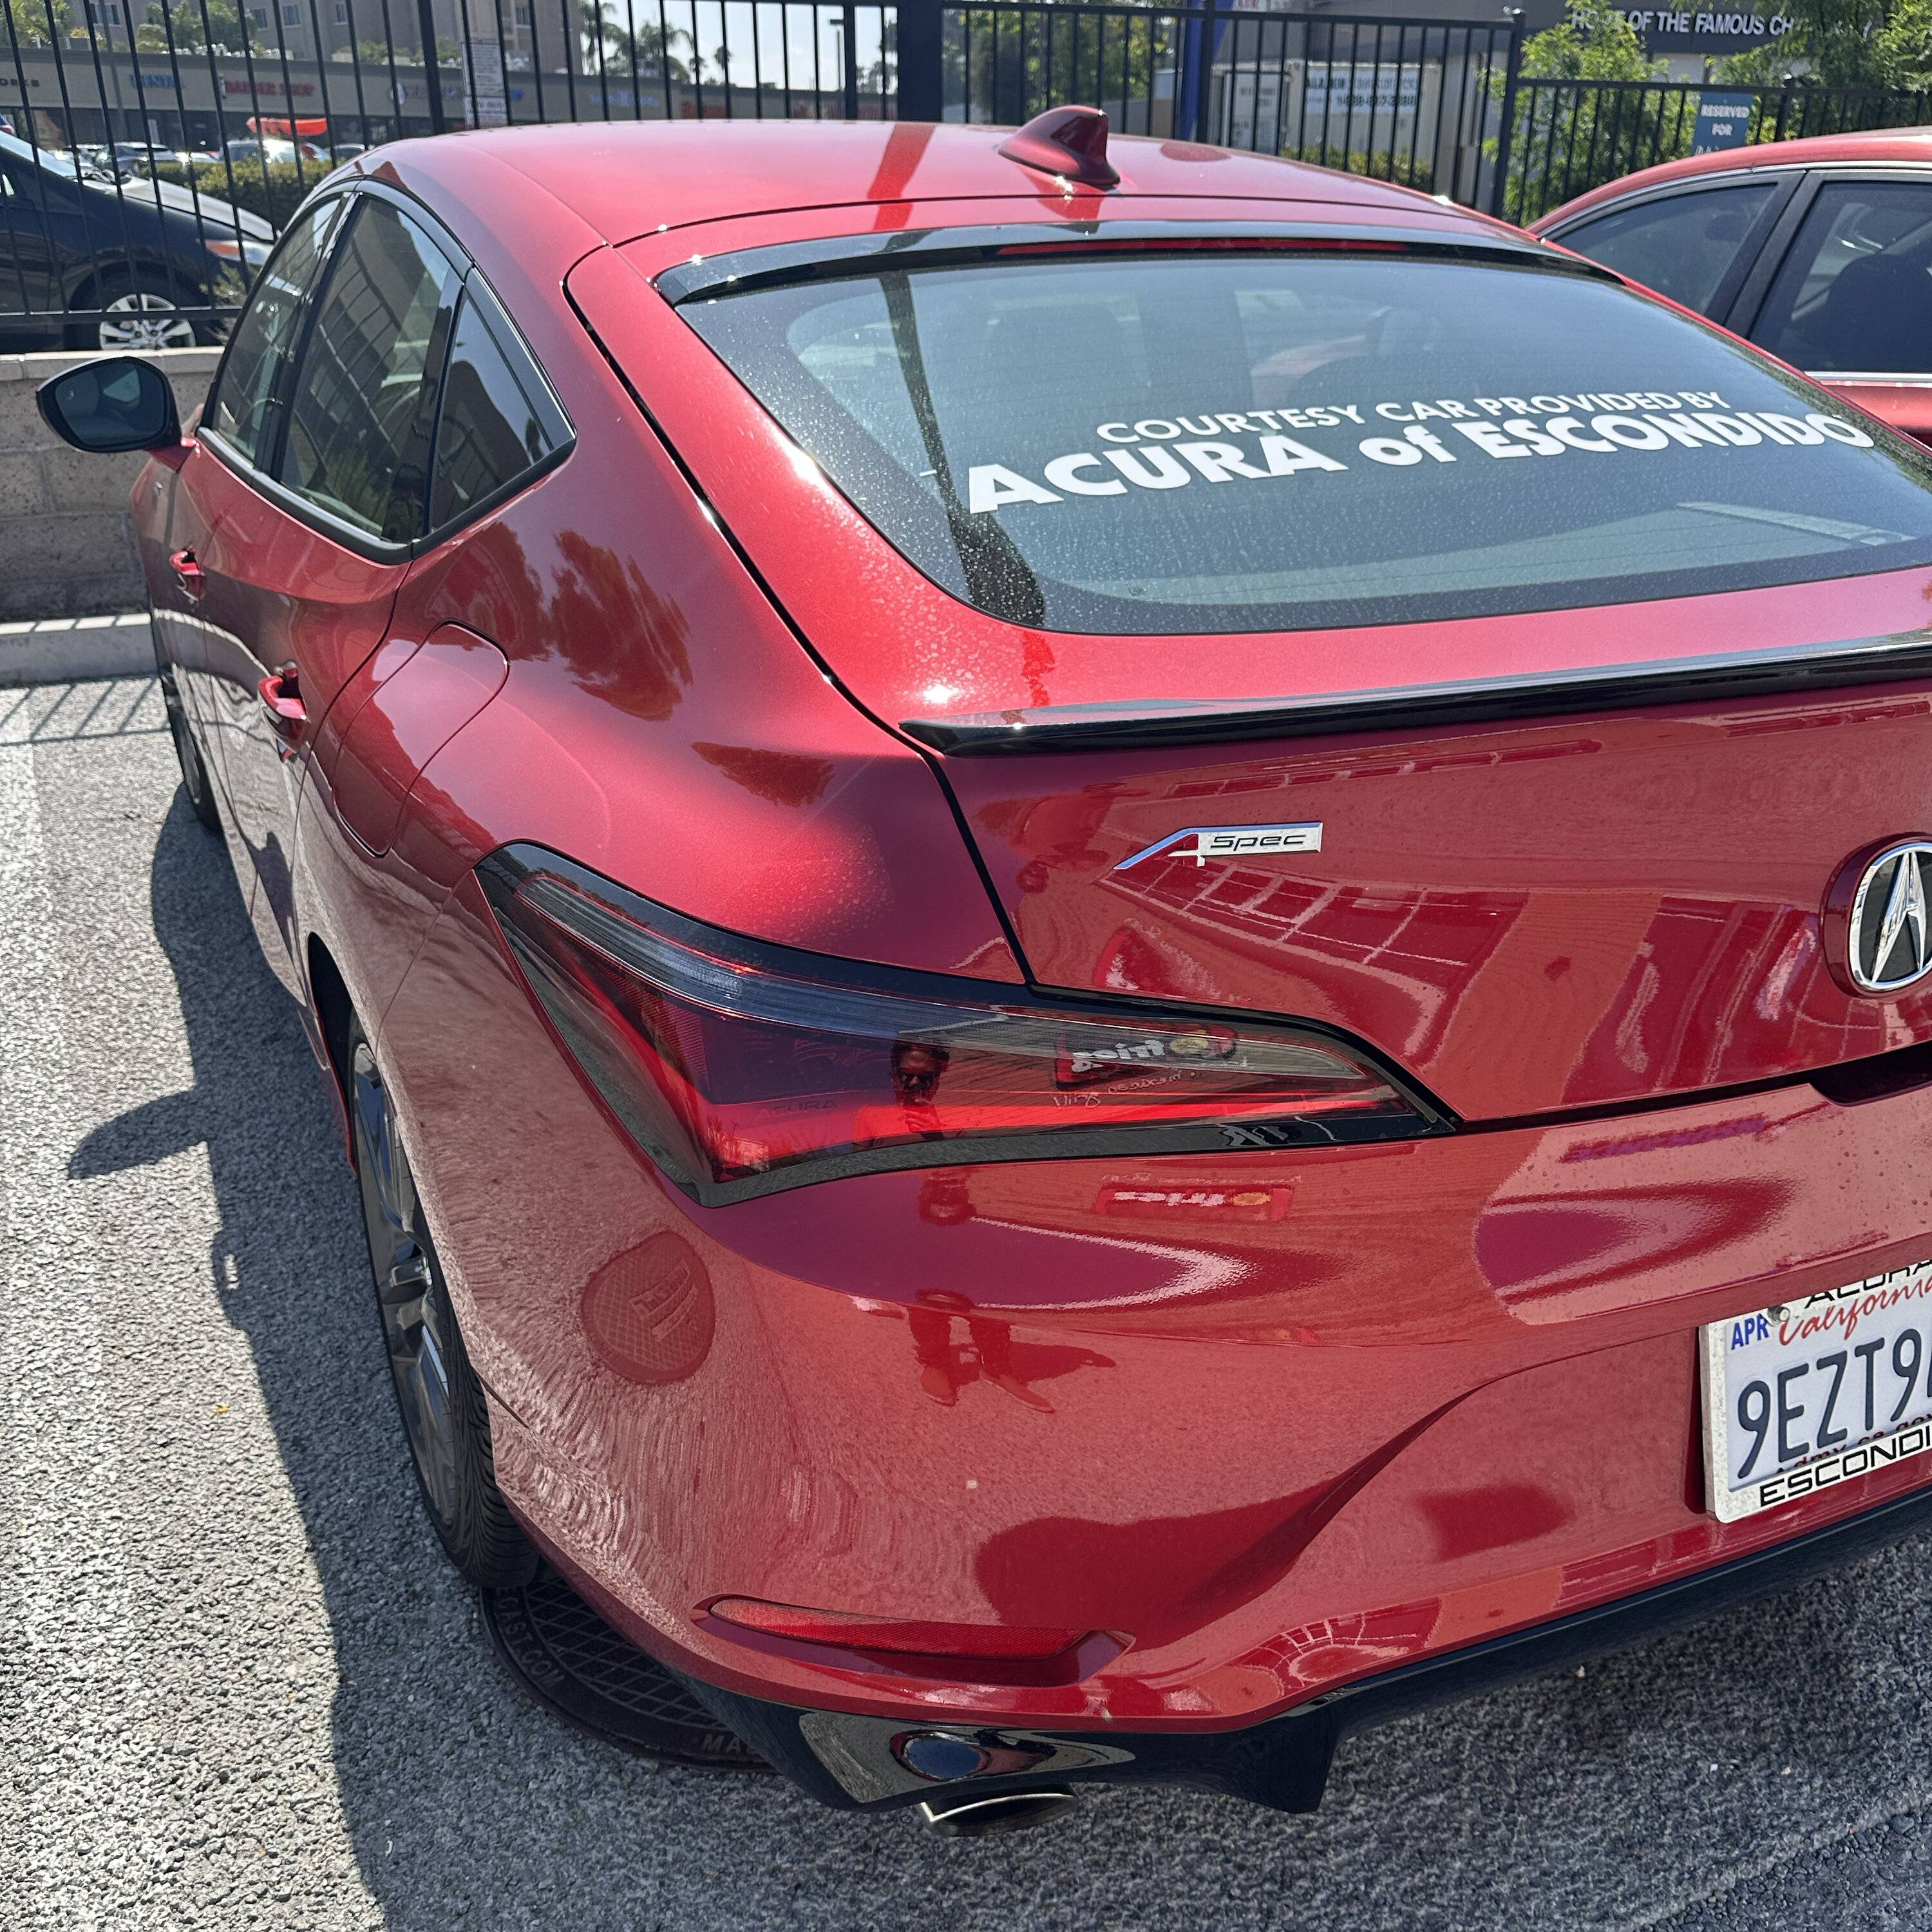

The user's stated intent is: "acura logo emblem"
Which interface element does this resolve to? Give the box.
[1844,839,1932,994]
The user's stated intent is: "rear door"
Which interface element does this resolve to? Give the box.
[158,195,343,767]
[171,189,457,991]
[1730,169,1932,445]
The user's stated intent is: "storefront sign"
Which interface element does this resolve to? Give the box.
[1590,8,1796,53]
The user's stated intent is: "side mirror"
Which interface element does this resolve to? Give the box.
[36,355,182,455]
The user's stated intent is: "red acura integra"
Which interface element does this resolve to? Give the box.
[43,109,1932,1832]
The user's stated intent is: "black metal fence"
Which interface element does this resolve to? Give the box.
[1502,77,1932,225]
[1,0,1529,339]
[936,6,1518,204]
[4,0,1931,340]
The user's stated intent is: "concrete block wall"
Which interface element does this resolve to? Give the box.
[0,347,221,622]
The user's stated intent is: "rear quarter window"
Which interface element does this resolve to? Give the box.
[679,247,1932,634]
[427,279,571,533]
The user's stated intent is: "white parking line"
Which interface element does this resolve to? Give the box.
[0,690,134,1931]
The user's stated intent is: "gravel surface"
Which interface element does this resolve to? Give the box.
[8,675,1932,1931]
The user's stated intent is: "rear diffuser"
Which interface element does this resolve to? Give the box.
[480,1568,769,1772]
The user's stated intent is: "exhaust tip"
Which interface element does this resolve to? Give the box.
[915,1788,1081,1839]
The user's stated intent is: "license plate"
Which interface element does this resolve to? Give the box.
[1701,1260,1932,1522]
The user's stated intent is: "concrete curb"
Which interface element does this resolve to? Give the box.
[0,614,156,687]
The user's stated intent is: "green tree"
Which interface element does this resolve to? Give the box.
[1711,0,1932,125]
[580,0,689,81]
[1709,40,1792,82]
[131,0,250,54]
[1498,0,1678,222]
[1520,0,1663,79]
[952,1,1167,131]
[1875,0,1932,84]
[1714,0,1889,86]
[5,0,83,48]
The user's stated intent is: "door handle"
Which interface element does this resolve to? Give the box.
[258,669,307,753]
[169,548,205,600]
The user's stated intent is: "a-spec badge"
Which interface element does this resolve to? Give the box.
[1115,822,1324,871]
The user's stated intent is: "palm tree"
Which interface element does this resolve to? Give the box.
[579,0,688,82]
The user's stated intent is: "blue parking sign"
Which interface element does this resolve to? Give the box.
[1692,91,1756,155]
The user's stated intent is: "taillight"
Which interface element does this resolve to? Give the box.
[478,844,1443,1204]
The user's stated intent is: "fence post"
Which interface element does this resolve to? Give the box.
[415,0,450,134]
[1193,0,1220,145]
[842,4,862,117]
[1488,12,1524,220]
[897,0,944,121]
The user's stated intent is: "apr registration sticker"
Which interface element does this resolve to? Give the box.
[1701,1261,1932,1522]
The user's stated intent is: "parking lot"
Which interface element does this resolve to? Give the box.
[8,672,1932,1931]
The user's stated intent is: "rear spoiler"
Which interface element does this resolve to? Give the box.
[900,629,1932,756]
[652,220,1615,304]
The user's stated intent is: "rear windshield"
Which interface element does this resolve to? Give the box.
[679,249,1932,634]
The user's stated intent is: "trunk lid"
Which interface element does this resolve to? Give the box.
[936,683,1932,1119]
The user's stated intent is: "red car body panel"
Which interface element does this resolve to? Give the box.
[462,116,1519,242]
[162,441,414,996]
[1840,383,1932,446]
[122,120,1932,1783]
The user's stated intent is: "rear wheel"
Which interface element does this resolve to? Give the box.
[349,1025,538,1589]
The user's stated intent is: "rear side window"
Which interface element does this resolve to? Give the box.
[203,197,341,468]
[1750,180,1932,374]
[1553,182,1777,314]
[428,279,569,531]
[278,199,455,542]
[681,249,1932,634]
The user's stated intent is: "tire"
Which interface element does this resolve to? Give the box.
[348,1024,538,1589]
[160,676,222,833]
[68,274,204,352]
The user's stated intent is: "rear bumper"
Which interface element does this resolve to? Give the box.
[383,882,1932,1780]
[474,1065,1932,1725]
[685,1477,1932,1812]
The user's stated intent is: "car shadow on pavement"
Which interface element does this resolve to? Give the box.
[67,779,1932,1932]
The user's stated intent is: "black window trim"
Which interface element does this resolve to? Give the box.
[420,267,575,546]
[1727,162,1932,374]
[197,177,574,564]
[1539,167,1802,325]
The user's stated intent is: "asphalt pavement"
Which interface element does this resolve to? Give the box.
[8,674,1932,1932]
